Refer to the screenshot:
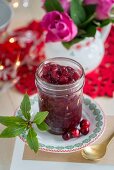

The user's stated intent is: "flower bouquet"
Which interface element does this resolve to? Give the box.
[41,0,114,49]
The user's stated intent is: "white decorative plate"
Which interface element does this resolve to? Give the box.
[16,94,105,153]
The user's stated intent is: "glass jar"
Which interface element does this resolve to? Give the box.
[35,57,85,135]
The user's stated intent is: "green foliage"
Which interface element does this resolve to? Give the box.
[33,111,49,125]
[44,0,64,12]
[70,0,86,26]
[20,94,31,120]
[62,37,84,49]
[37,122,49,131]
[100,19,111,27]
[27,127,39,153]
[0,126,26,138]
[0,94,49,153]
[0,116,27,127]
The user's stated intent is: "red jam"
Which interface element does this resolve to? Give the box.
[40,63,79,85]
[36,57,84,135]
[39,91,82,135]
[37,62,84,135]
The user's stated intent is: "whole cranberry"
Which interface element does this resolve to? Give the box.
[61,66,69,76]
[42,64,50,76]
[40,63,80,85]
[72,72,79,81]
[51,70,60,81]
[80,126,89,135]
[59,75,68,84]
[51,64,58,71]
[80,119,90,128]
[62,132,71,140]
[71,128,80,138]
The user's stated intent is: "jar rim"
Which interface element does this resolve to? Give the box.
[35,57,85,92]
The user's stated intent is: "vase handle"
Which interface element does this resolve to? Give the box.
[101,24,111,43]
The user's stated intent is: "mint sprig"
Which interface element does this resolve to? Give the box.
[0,116,27,126]
[20,94,31,120]
[0,94,49,153]
[27,127,39,153]
[37,122,49,131]
[33,111,49,125]
[0,126,26,138]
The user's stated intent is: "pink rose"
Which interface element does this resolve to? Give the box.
[41,0,70,12]
[96,0,113,20]
[59,0,70,12]
[41,11,78,42]
[84,0,113,20]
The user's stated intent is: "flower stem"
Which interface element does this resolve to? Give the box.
[80,13,96,28]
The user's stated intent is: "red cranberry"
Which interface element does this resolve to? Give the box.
[71,128,80,138]
[40,63,80,85]
[51,70,60,81]
[51,64,58,71]
[80,126,89,135]
[80,119,90,128]
[59,75,68,84]
[62,67,69,77]
[42,64,51,76]
[67,66,75,73]
[41,75,51,83]
[72,72,79,81]
[62,132,71,140]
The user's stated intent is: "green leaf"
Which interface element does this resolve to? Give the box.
[86,24,96,37]
[78,29,87,36]
[44,0,64,12]
[110,18,114,23]
[26,127,39,153]
[0,116,27,127]
[33,111,49,125]
[37,122,49,131]
[62,37,84,49]
[99,19,111,27]
[84,5,96,16]
[0,125,26,138]
[80,14,95,28]
[20,94,31,120]
[70,0,86,26]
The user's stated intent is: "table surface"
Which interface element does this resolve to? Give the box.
[0,1,114,170]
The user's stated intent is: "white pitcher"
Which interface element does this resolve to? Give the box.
[45,24,111,74]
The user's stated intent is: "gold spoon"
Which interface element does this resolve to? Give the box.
[81,132,114,161]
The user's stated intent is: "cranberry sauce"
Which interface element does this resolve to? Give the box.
[36,58,84,135]
[40,63,79,85]
[39,91,82,135]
